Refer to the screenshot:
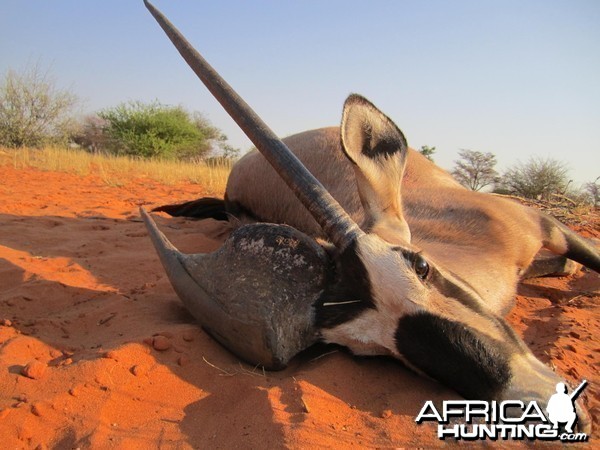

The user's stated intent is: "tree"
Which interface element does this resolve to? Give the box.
[418,145,436,162]
[451,149,499,191]
[97,101,235,160]
[73,115,111,153]
[584,177,600,207]
[0,63,79,147]
[501,157,570,200]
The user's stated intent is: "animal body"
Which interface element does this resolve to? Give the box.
[143,0,598,433]
[164,122,600,318]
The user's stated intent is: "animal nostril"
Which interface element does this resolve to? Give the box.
[413,254,430,280]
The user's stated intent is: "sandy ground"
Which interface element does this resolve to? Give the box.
[0,164,598,449]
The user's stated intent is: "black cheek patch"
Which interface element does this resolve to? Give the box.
[395,312,512,401]
[316,240,375,329]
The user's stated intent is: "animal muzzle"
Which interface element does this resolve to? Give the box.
[395,311,591,434]
[502,352,592,434]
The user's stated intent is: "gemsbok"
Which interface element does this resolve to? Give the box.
[142,1,598,432]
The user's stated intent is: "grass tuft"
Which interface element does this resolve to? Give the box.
[0,146,232,195]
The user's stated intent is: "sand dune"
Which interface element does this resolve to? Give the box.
[0,165,598,448]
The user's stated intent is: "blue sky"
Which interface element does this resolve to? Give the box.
[1,1,599,185]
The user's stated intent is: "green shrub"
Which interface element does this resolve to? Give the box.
[98,100,232,160]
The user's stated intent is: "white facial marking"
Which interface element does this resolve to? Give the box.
[321,234,426,357]
[357,234,425,313]
[321,308,397,356]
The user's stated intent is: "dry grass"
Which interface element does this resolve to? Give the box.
[0,146,232,195]
[493,192,599,227]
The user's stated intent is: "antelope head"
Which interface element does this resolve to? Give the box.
[142,1,590,432]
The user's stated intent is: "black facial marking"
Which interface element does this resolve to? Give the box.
[428,267,487,315]
[395,312,512,401]
[391,247,486,315]
[316,240,375,329]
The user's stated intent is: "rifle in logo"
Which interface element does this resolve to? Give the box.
[570,380,588,401]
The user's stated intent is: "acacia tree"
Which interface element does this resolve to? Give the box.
[98,101,236,160]
[73,115,111,153]
[0,63,79,147]
[501,157,570,200]
[584,177,600,207]
[418,145,436,162]
[451,149,499,191]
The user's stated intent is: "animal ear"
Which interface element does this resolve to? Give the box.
[340,94,411,243]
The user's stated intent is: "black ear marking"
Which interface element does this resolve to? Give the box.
[395,312,512,401]
[361,125,405,159]
[341,94,408,163]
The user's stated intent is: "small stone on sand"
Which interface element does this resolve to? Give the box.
[131,365,146,377]
[21,361,47,380]
[152,336,171,351]
[103,350,119,360]
[182,330,195,342]
[31,403,45,417]
[380,409,393,419]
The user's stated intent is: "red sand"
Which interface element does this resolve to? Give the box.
[0,165,598,448]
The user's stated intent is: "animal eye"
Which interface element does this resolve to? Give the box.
[413,254,429,280]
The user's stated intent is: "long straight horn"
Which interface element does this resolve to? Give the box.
[144,0,363,250]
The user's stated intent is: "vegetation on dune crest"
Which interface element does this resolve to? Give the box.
[0,63,79,148]
[1,64,596,209]
[450,149,598,209]
[451,149,499,192]
[0,146,232,193]
[418,145,436,162]
[90,101,238,161]
[1,64,239,162]
[0,64,237,194]
[499,157,571,201]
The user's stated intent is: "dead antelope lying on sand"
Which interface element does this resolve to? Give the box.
[142,1,599,432]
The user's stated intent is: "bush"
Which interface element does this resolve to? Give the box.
[0,63,79,147]
[98,101,235,160]
[583,178,599,207]
[501,157,570,200]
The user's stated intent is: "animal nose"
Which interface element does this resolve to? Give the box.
[574,399,592,434]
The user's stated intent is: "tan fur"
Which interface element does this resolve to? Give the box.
[227,126,545,314]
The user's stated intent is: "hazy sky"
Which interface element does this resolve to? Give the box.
[2,1,599,185]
